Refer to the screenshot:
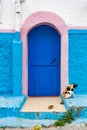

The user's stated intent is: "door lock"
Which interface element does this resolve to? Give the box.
[51,57,57,63]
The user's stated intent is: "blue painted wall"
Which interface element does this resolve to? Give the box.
[69,30,87,94]
[13,32,22,96]
[0,30,87,95]
[0,33,14,94]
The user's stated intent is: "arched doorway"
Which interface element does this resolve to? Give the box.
[28,25,60,96]
[21,11,68,96]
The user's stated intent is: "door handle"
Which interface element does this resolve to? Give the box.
[51,57,57,63]
[56,61,60,66]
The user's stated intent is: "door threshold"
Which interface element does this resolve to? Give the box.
[21,97,66,112]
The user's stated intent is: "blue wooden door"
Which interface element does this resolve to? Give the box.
[28,25,60,96]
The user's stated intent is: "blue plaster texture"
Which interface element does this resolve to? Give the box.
[19,112,65,120]
[69,30,87,95]
[0,118,56,128]
[0,33,14,94]
[64,95,87,109]
[0,95,65,120]
[0,95,26,118]
[13,31,22,96]
[13,40,22,96]
[0,95,26,109]
[0,108,65,120]
[0,118,87,128]
[72,118,87,124]
[64,95,87,119]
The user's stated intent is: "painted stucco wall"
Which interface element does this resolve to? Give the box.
[0,0,87,29]
[0,33,14,94]
[0,0,87,96]
[21,0,87,26]
[0,0,15,29]
[69,30,87,94]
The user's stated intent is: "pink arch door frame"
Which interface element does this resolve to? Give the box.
[21,11,68,96]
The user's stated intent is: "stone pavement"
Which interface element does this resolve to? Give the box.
[0,125,87,130]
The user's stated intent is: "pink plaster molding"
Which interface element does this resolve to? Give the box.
[68,26,87,29]
[0,29,15,32]
[21,11,68,96]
